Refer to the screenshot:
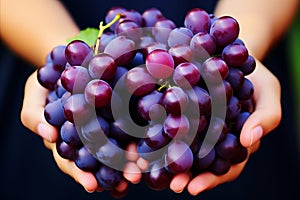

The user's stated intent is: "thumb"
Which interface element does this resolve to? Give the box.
[240,60,282,148]
[21,70,58,142]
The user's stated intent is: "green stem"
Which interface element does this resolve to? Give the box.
[94,14,121,55]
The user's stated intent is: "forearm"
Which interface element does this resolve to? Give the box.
[214,0,299,60]
[0,0,80,67]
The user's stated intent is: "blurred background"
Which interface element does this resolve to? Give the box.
[0,1,299,200]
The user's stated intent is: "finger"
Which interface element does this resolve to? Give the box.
[136,157,149,172]
[115,179,129,193]
[187,158,248,196]
[20,71,58,142]
[47,141,98,193]
[123,162,142,184]
[170,172,191,193]
[125,142,139,161]
[241,61,282,147]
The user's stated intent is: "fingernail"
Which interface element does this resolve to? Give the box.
[37,123,53,142]
[250,126,263,146]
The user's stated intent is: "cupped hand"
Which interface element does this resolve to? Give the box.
[170,60,282,195]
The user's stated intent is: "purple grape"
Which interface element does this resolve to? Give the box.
[119,9,142,26]
[80,115,109,146]
[104,36,136,66]
[37,63,64,90]
[210,16,240,47]
[137,90,164,121]
[163,114,190,139]
[144,160,173,191]
[84,79,112,109]
[164,140,193,174]
[98,32,116,53]
[55,79,67,98]
[44,99,66,127]
[173,62,201,88]
[146,49,175,79]
[108,66,128,89]
[60,121,82,146]
[96,138,124,166]
[190,32,216,56]
[168,27,193,48]
[138,36,155,50]
[153,18,176,44]
[208,156,231,175]
[60,66,91,94]
[222,43,249,67]
[226,96,241,121]
[240,98,255,113]
[63,94,93,124]
[162,87,189,115]
[56,139,77,161]
[126,52,145,69]
[231,144,248,164]
[210,80,233,103]
[94,165,122,190]
[65,40,93,66]
[109,118,136,146]
[88,53,117,80]
[145,124,171,149]
[125,67,156,96]
[188,115,208,136]
[105,7,127,31]
[215,133,238,160]
[144,42,168,57]
[168,45,194,66]
[235,78,254,100]
[142,8,164,27]
[137,139,161,161]
[235,112,251,133]
[205,117,228,143]
[194,145,216,170]
[115,21,143,41]
[50,45,67,67]
[75,146,99,171]
[184,8,210,34]
[60,91,71,106]
[201,57,229,83]
[240,55,256,75]
[186,86,211,116]
[226,68,244,91]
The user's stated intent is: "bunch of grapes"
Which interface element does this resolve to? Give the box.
[37,7,256,197]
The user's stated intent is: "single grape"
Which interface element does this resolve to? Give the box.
[201,57,229,83]
[190,32,216,56]
[137,139,161,161]
[44,99,66,127]
[210,80,233,103]
[240,98,255,113]
[210,16,239,47]
[146,49,175,79]
[109,118,136,147]
[168,45,194,66]
[208,156,231,175]
[205,117,228,143]
[60,121,82,146]
[226,68,244,91]
[60,66,91,94]
[84,79,112,109]
[94,165,122,190]
[98,32,116,53]
[37,63,64,90]
[56,138,77,161]
[125,52,145,69]
[222,43,249,67]
[145,124,171,149]
[75,146,99,172]
[108,66,128,89]
[215,133,238,160]
[188,115,208,136]
[46,90,58,104]
[194,144,216,170]
[240,55,256,75]
[144,160,173,191]
[163,114,190,139]
[164,140,193,174]
[235,112,251,133]
[119,9,142,26]
[142,8,164,27]
[65,40,93,66]
[50,45,67,67]
[168,27,193,48]
[63,94,93,124]
[115,21,143,41]
[125,66,156,96]
[144,42,168,57]
[184,8,210,34]
[173,62,200,88]
[162,87,189,115]
[105,7,127,31]
[88,53,117,80]
[230,143,248,164]
[104,36,136,66]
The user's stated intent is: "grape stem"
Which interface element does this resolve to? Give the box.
[157,80,172,91]
[94,14,121,55]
